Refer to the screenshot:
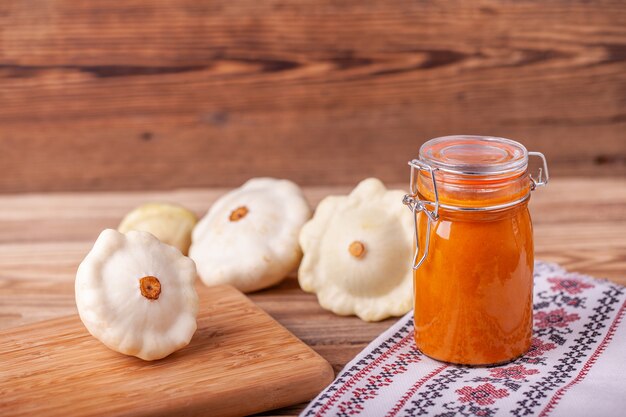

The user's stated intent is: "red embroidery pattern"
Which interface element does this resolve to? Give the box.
[526,337,557,357]
[312,334,414,416]
[456,383,509,406]
[547,276,594,294]
[534,307,580,329]
[385,365,448,417]
[489,365,540,380]
[336,351,422,415]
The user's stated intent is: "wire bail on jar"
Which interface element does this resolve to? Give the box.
[402,152,549,270]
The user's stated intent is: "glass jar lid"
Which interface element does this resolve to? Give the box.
[419,135,528,176]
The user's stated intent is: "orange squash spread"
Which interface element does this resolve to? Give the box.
[409,135,542,366]
[413,203,533,365]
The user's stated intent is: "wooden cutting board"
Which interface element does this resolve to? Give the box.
[0,284,334,417]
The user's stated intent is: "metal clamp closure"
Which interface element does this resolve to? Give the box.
[529,151,549,190]
[402,160,439,270]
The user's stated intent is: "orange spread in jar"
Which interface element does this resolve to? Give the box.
[413,204,533,365]
[408,135,544,366]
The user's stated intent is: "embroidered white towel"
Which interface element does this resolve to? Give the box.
[301,262,626,417]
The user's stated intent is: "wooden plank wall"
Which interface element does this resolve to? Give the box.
[1,0,625,193]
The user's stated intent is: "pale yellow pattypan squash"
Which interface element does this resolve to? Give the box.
[118,202,197,255]
[298,178,414,322]
[75,229,198,361]
[189,178,311,293]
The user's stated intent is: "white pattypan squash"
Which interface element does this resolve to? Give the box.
[189,178,311,293]
[75,229,198,361]
[118,202,197,255]
[298,178,414,322]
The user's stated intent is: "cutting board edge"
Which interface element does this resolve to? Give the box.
[198,284,336,416]
[144,359,335,417]
[209,283,335,363]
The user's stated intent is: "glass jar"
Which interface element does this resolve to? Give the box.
[403,135,549,366]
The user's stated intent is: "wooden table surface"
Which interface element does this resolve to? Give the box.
[1,177,625,416]
[2,1,626,194]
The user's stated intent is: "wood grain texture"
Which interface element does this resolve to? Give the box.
[0,284,334,417]
[0,178,625,415]
[1,1,625,193]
